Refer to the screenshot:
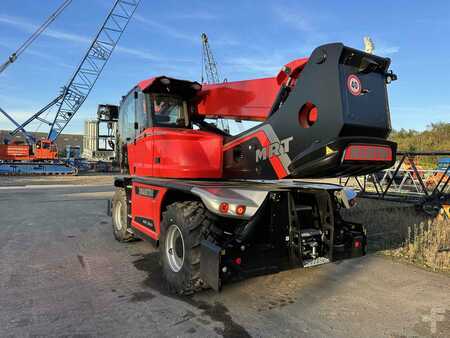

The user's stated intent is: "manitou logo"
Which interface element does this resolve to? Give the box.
[256,137,293,163]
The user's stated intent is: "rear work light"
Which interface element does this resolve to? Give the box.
[343,145,392,161]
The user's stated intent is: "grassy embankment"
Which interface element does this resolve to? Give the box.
[342,199,449,273]
[389,122,450,168]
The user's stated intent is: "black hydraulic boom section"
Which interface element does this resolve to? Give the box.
[10,0,140,142]
[223,43,397,180]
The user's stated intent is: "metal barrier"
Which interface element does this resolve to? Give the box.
[340,151,450,203]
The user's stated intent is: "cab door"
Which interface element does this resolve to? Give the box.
[127,90,154,176]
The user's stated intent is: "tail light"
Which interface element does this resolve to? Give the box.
[235,205,246,216]
[219,202,229,213]
[343,144,392,161]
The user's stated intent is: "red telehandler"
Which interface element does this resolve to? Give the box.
[109,43,397,294]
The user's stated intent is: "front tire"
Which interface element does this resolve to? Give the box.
[112,188,134,242]
[159,201,212,295]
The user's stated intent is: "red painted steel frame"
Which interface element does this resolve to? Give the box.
[127,127,223,178]
[196,58,308,121]
[196,77,280,121]
[131,181,167,240]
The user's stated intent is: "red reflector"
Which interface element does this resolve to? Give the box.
[234,257,242,265]
[344,145,392,161]
[219,202,229,213]
[308,107,318,123]
[354,239,362,249]
[235,205,246,216]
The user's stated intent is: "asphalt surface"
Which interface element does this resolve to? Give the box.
[0,176,449,337]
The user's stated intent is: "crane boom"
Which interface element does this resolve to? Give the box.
[8,0,140,142]
[201,33,230,132]
[47,0,140,141]
[201,33,221,84]
[0,0,72,75]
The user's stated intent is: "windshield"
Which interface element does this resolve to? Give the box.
[149,94,187,127]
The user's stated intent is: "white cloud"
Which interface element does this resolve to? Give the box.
[222,55,284,77]
[133,14,198,43]
[115,45,161,61]
[0,110,36,130]
[274,8,314,33]
[375,45,400,55]
[0,14,90,44]
[390,105,450,130]
[0,14,184,64]
[170,11,217,21]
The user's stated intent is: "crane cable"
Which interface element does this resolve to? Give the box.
[0,0,72,74]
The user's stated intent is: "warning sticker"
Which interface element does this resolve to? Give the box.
[347,75,362,96]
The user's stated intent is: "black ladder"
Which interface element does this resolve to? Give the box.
[287,192,304,266]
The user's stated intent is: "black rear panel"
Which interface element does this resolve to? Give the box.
[339,46,391,138]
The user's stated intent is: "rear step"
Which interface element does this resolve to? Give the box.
[303,257,330,268]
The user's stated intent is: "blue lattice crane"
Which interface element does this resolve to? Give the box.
[0,0,140,175]
[10,0,140,142]
[0,0,73,144]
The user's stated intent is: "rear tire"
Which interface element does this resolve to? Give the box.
[112,188,134,242]
[159,201,212,295]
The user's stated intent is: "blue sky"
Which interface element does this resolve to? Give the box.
[0,0,449,134]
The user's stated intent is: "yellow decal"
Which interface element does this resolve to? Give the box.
[325,146,335,156]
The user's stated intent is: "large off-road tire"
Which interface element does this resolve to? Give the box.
[112,188,134,242]
[159,201,213,295]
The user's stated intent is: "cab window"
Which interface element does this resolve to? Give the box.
[119,92,136,141]
[147,94,188,127]
[135,91,147,133]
